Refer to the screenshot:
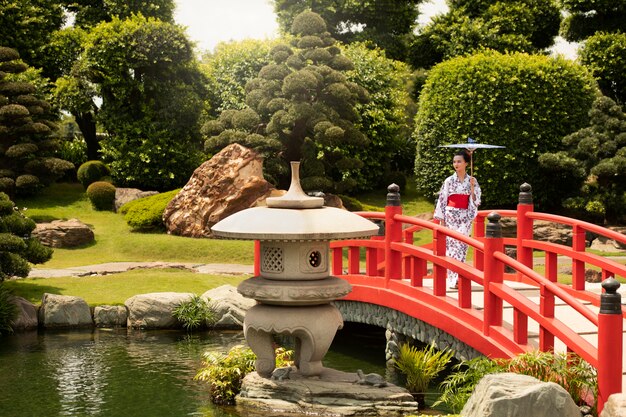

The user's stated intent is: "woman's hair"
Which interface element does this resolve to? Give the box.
[455,149,471,163]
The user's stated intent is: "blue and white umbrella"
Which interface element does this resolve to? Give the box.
[439,137,505,177]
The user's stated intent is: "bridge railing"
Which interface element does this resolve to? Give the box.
[329,183,623,414]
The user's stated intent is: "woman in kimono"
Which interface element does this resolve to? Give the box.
[433,149,481,289]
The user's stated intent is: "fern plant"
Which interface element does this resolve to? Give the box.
[394,342,454,408]
[172,295,216,331]
[434,356,505,413]
[195,345,294,405]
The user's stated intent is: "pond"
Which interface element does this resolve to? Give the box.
[0,324,388,417]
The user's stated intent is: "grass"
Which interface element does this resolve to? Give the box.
[5,269,248,306]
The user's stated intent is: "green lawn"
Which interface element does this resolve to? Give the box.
[4,269,248,306]
[15,183,255,268]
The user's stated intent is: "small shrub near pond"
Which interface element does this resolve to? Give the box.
[173,294,217,331]
[119,189,179,231]
[394,342,454,409]
[435,351,597,414]
[195,345,293,405]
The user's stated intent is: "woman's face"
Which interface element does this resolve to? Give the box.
[453,155,467,173]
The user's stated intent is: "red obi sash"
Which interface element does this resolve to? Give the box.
[447,194,469,209]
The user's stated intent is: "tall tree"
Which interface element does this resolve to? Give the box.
[0,47,73,196]
[48,0,178,161]
[410,0,560,69]
[78,15,207,190]
[560,0,626,42]
[204,11,369,192]
[272,0,423,62]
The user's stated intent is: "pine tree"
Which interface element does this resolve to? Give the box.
[0,47,72,196]
[0,192,52,281]
[204,11,369,192]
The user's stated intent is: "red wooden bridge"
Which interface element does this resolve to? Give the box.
[327,183,624,414]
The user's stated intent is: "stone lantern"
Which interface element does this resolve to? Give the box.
[211,162,378,378]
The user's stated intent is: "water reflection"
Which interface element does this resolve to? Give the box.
[0,329,246,417]
[0,326,386,417]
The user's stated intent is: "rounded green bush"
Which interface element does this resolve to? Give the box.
[119,189,180,230]
[77,160,111,189]
[86,181,116,211]
[413,51,597,208]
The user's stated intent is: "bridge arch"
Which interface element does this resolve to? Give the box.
[334,300,481,365]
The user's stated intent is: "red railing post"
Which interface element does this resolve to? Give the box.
[483,212,504,335]
[474,215,485,271]
[572,224,586,291]
[516,183,534,281]
[385,184,403,282]
[597,277,623,415]
[254,240,261,276]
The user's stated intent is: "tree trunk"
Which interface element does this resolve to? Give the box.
[74,111,100,161]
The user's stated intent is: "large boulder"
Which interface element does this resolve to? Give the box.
[163,143,274,237]
[237,368,419,417]
[115,188,159,212]
[32,218,95,248]
[125,292,193,329]
[461,373,580,417]
[94,305,127,327]
[38,293,92,328]
[201,284,256,329]
[11,296,38,330]
[601,393,626,417]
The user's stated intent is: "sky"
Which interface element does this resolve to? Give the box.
[173,0,577,59]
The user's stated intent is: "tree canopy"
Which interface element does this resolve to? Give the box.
[0,0,65,79]
[414,51,597,208]
[272,0,423,62]
[78,14,207,190]
[560,0,626,42]
[410,0,561,69]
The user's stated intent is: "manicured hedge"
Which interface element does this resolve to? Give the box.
[119,189,180,231]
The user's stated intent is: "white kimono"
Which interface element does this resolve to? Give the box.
[433,174,481,287]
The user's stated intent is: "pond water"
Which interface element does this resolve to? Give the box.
[0,324,387,417]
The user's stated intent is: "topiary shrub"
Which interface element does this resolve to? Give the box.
[119,189,179,231]
[0,192,52,282]
[77,160,111,189]
[86,181,116,211]
[413,51,597,209]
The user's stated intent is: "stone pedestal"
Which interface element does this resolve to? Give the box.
[244,304,344,377]
[237,368,419,417]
